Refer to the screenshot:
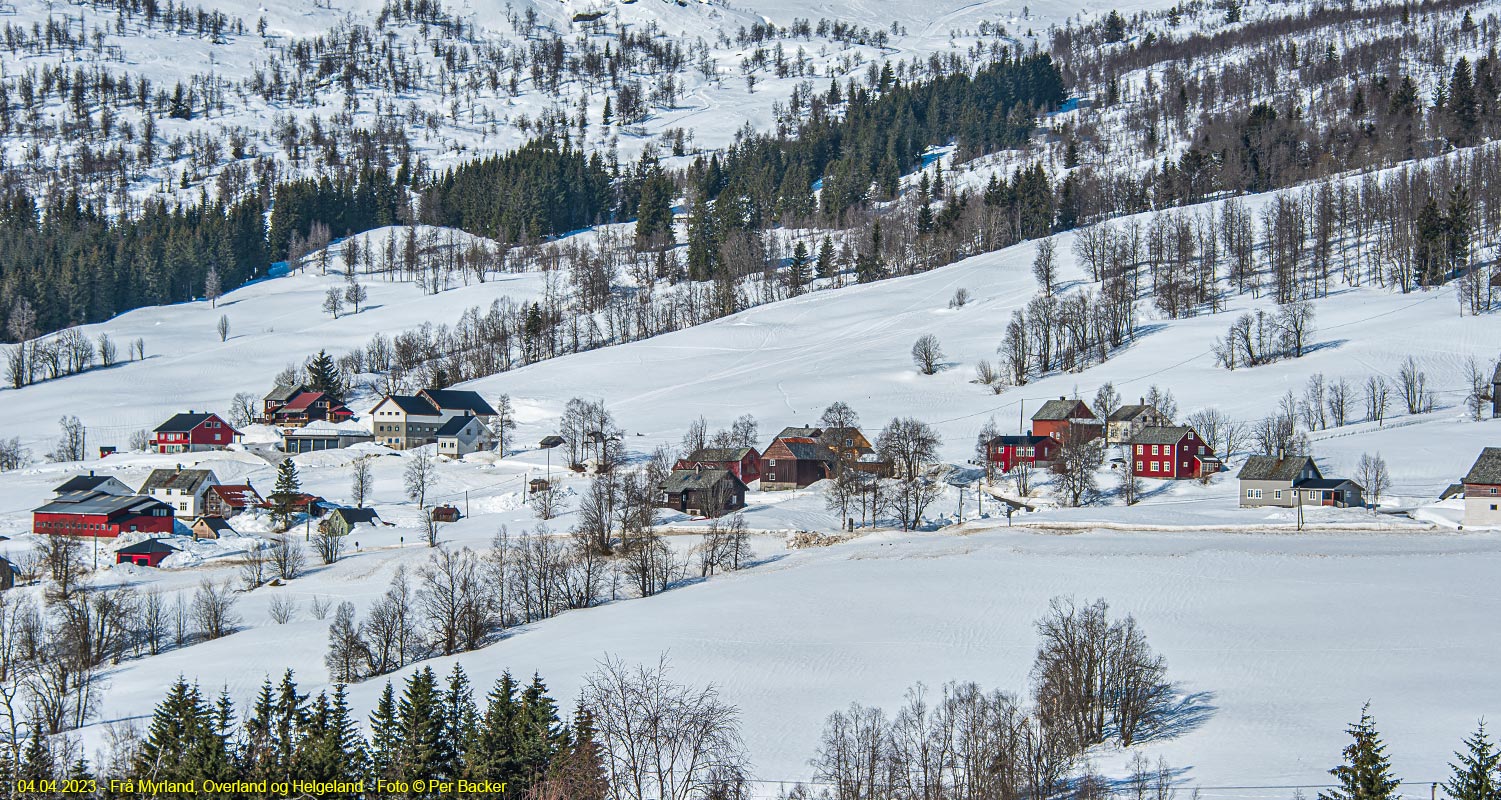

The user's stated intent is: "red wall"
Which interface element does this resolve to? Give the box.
[34,511,174,538]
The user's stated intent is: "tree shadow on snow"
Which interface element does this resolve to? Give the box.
[1137,688,1218,743]
[1301,338,1347,356]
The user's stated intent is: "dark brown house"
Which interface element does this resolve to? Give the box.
[658,467,747,517]
[760,434,834,490]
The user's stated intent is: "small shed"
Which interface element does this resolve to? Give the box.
[430,504,461,523]
[539,435,565,449]
[115,538,179,567]
[190,516,235,540]
[528,477,551,494]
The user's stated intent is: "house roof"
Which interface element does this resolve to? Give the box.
[264,383,305,402]
[1032,398,1090,421]
[208,484,260,507]
[1463,447,1501,485]
[539,435,565,448]
[1237,455,1318,482]
[775,426,823,440]
[34,491,171,516]
[1493,362,1501,384]
[1108,404,1160,422]
[1297,478,1361,490]
[115,538,179,555]
[1130,426,1195,445]
[141,468,216,494]
[54,474,122,494]
[192,516,235,533]
[377,395,442,416]
[1441,483,1466,500]
[331,507,381,525]
[774,437,835,462]
[436,415,481,437]
[278,391,329,412]
[660,467,746,493]
[421,389,497,416]
[153,412,223,433]
[684,447,757,463]
[988,435,1051,446]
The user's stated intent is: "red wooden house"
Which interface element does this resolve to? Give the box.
[1128,426,1220,479]
[33,492,175,538]
[985,435,1059,473]
[151,411,240,453]
[674,447,762,483]
[1030,398,1102,442]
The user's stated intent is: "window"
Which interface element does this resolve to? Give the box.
[1136,461,1144,472]
[1198,446,1205,455]
[1246,490,1254,498]
[767,459,776,466]
[1275,490,1283,499]
[1150,461,1158,471]
[1135,445,1144,454]
[767,473,776,481]
[1151,445,1159,455]
[1254,489,1264,498]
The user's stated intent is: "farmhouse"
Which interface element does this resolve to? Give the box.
[985,435,1058,473]
[141,467,219,518]
[204,484,263,518]
[114,538,178,567]
[1106,402,1172,446]
[1237,456,1364,509]
[1129,426,1219,480]
[658,467,747,517]
[262,383,307,420]
[675,447,762,483]
[1461,448,1501,528]
[269,391,353,427]
[760,432,834,490]
[150,411,240,453]
[32,492,174,537]
[1031,398,1102,442]
[369,394,445,450]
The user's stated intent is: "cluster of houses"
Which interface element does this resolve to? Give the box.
[983,396,1222,481]
[656,425,883,516]
[29,464,388,567]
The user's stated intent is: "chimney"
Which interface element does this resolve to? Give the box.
[1058,396,1065,401]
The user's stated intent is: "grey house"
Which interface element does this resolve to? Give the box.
[1237,456,1364,509]
[1237,456,1320,508]
[140,467,219,518]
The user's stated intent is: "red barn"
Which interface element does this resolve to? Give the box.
[1128,426,1220,479]
[33,492,175,538]
[985,435,1059,473]
[115,538,179,567]
[674,446,762,484]
[1030,398,1102,442]
[151,411,240,453]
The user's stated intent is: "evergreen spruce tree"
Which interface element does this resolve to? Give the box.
[442,665,479,778]
[466,672,520,784]
[271,670,308,782]
[546,703,607,800]
[17,727,53,783]
[397,668,450,783]
[1321,705,1401,800]
[368,683,402,783]
[1447,722,1500,800]
[298,687,368,795]
[133,678,234,784]
[242,678,279,783]
[815,236,835,279]
[270,459,302,531]
[304,349,345,403]
[787,241,810,295]
[514,674,565,789]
